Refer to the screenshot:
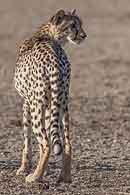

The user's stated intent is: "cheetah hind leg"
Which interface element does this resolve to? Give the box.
[25,103,50,183]
[58,111,72,183]
[16,101,32,176]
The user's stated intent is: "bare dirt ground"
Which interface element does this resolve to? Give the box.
[0,0,130,194]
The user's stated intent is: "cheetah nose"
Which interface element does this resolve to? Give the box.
[80,32,87,39]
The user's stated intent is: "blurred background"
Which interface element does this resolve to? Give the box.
[0,0,130,194]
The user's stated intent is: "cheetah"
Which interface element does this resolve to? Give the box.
[14,9,87,183]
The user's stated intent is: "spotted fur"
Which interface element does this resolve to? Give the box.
[14,9,87,183]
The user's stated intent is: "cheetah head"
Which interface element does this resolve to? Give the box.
[49,9,87,45]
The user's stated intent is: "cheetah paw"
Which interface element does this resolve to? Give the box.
[16,166,28,176]
[58,173,72,183]
[25,174,40,183]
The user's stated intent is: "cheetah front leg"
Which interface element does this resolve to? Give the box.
[58,108,72,183]
[16,100,32,175]
[25,102,50,183]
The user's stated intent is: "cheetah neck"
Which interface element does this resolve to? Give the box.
[18,23,64,56]
[34,22,64,41]
[31,23,52,43]
[35,23,66,46]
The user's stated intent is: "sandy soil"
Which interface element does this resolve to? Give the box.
[0,0,130,194]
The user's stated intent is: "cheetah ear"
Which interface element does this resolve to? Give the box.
[50,9,65,25]
[71,9,76,16]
